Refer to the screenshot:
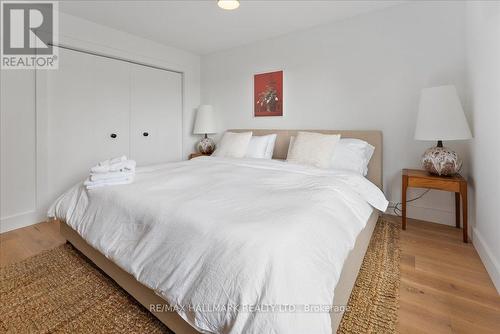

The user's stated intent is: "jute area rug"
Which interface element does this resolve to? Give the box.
[0,218,399,333]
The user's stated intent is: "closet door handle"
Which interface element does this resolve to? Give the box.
[143,132,149,137]
[110,133,117,139]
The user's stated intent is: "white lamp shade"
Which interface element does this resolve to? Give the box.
[415,85,472,141]
[193,105,216,135]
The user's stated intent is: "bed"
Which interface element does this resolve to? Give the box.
[52,129,385,334]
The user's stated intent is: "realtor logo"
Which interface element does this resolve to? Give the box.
[1,1,58,69]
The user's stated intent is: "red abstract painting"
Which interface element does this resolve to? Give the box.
[254,71,283,117]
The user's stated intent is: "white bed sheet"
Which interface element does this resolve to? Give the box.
[49,157,388,334]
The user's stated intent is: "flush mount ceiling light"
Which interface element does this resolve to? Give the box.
[218,0,240,10]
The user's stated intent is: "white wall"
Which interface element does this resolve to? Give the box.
[202,1,468,225]
[0,70,37,230]
[465,1,500,293]
[0,12,201,232]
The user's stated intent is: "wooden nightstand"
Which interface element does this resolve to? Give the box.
[402,169,468,243]
[189,152,211,160]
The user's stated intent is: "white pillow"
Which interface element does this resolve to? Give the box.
[286,132,341,169]
[245,134,277,159]
[331,138,374,176]
[212,131,253,158]
[288,137,374,175]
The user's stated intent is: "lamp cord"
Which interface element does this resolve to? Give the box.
[389,189,431,217]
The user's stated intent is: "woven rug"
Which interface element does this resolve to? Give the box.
[0,217,399,333]
[338,217,400,333]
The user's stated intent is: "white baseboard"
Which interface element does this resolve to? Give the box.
[0,210,45,233]
[407,204,455,226]
[472,228,500,294]
[387,201,455,226]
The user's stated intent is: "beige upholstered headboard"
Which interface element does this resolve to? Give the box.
[229,129,383,190]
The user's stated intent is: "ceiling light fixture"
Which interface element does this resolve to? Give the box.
[218,0,240,10]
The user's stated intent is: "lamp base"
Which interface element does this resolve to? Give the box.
[422,145,462,176]
[197,136,215,154]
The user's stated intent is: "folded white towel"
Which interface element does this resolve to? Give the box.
[98,155,127,167]
[90,160,136,174]
[84,175,134,190]
[86,156,136,189]
[90,171,134,182]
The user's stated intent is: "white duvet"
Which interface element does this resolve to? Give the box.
[49,157,388,334]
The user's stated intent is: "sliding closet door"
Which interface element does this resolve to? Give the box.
[38,47,183,208]
[44,48,130,201]
[130,64,182,165]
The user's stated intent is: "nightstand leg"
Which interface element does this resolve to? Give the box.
[402,174,408,230]
[460,182,468,243]
[455,192,461,228]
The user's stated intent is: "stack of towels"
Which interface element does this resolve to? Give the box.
[84,156,136,190]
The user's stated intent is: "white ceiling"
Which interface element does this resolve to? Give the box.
[60,1,405,55]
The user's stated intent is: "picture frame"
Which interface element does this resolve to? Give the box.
[254,70,283,117]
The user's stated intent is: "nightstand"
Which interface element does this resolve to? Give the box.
[189,152,211,160]
[402,169,468,243]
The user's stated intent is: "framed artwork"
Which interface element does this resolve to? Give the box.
[254,70,283,117]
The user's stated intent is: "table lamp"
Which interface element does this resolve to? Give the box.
[193,105,217,154]
[414,85,472,176]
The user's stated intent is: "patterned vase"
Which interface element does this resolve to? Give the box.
[197,137,215,154]
[422,146,461,176]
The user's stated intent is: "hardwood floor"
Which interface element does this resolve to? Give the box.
[0,220,66,267]
[387,215,500,334]
[1,216,499,333]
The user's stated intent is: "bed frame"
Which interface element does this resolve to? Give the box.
[60,129,383,334]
